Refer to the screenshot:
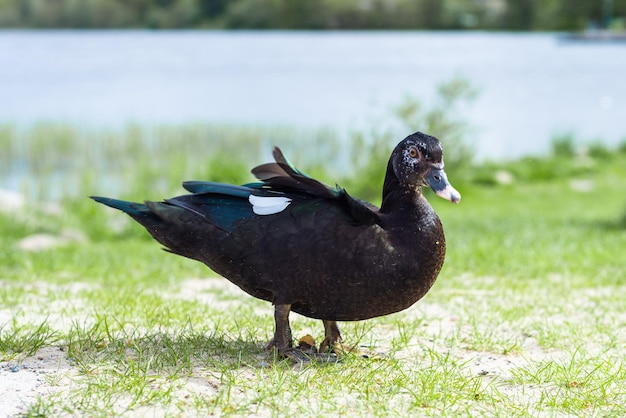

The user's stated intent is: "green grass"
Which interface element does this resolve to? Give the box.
[1,124,626,416]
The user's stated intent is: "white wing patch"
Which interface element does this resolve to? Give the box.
[248,194,292,215]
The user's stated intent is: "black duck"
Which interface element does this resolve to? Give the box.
[92,132,460,358]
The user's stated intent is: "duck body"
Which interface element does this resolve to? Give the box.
[92,132,460,354]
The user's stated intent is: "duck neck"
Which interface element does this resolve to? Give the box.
[380,161,422,215]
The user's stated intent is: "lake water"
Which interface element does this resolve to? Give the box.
[1,30,625,159]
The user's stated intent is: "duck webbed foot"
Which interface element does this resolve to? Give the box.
[265,305,339,363]
[319,320,378,358]
[319,320,343,353]
[282,320,342,363]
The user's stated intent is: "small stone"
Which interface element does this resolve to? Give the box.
[17,234,61,251]
[11,365,20,373]
[569,179,594,192]
[494,170,514,185]
[0,189,25,212]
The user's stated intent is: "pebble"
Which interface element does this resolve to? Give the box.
[17,228,88,252]
[0,189,25,212]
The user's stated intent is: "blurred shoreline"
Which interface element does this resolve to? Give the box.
[1,31,624,160]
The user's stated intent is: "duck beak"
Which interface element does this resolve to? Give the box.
[425,165,461,204]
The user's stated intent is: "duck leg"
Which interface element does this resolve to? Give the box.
[265,304,293,352]
[319,320,343,353]
[321,320,379,359]
[266,304,317,362]
[266,306,339,363]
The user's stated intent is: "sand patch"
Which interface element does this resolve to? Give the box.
[0,346,75,417]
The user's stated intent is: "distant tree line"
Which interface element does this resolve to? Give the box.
[0,0,624,31]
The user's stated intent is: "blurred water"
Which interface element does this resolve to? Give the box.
[1,30,625,159]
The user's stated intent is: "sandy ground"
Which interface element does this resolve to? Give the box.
[0,331,555,417]
[0,277,572,417]
[0,347,75,417]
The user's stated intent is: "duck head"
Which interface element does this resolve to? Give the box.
[390,132,461,204]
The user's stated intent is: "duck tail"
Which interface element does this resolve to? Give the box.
[90,196,150,216]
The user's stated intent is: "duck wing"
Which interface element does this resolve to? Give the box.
[250,147,338,198]
[249,147,381,225]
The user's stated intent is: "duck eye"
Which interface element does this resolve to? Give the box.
[408,147,418,158]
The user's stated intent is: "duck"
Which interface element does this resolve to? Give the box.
[91,131,460,359]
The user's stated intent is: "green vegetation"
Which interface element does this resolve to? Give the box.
[1,0,624,31]
[1,121,625,415]
[1,79,626,415]
[0,77,477,205]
